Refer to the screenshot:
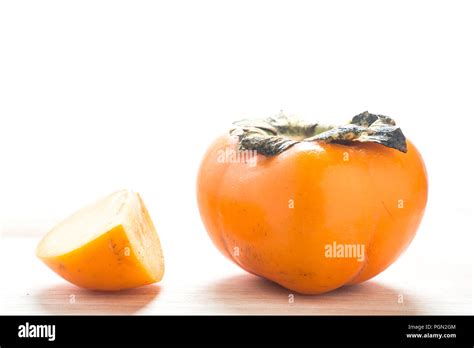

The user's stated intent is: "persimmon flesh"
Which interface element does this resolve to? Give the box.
[36,190,164,291]
[197,112,428,294]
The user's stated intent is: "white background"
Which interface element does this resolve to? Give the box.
[0,1,472,314]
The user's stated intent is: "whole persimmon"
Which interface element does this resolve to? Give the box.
[197,112,428,294]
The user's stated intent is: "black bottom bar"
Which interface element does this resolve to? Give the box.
[0,315,472,346]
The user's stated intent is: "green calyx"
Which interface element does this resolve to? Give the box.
[230,111,407,156]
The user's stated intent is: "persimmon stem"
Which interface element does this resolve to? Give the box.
[230,111,407,156]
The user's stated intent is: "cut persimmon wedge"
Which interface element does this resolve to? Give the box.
[36,190,164,291]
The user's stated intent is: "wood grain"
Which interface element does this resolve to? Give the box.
[0,236,471,315]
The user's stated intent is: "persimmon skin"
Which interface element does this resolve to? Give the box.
[197,134,428,294]
[40,225,159,291]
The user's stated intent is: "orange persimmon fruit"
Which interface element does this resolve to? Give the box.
[197,112,428,294]
[36,190,164,291]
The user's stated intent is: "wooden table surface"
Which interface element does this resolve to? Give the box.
[1,232,471,315]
